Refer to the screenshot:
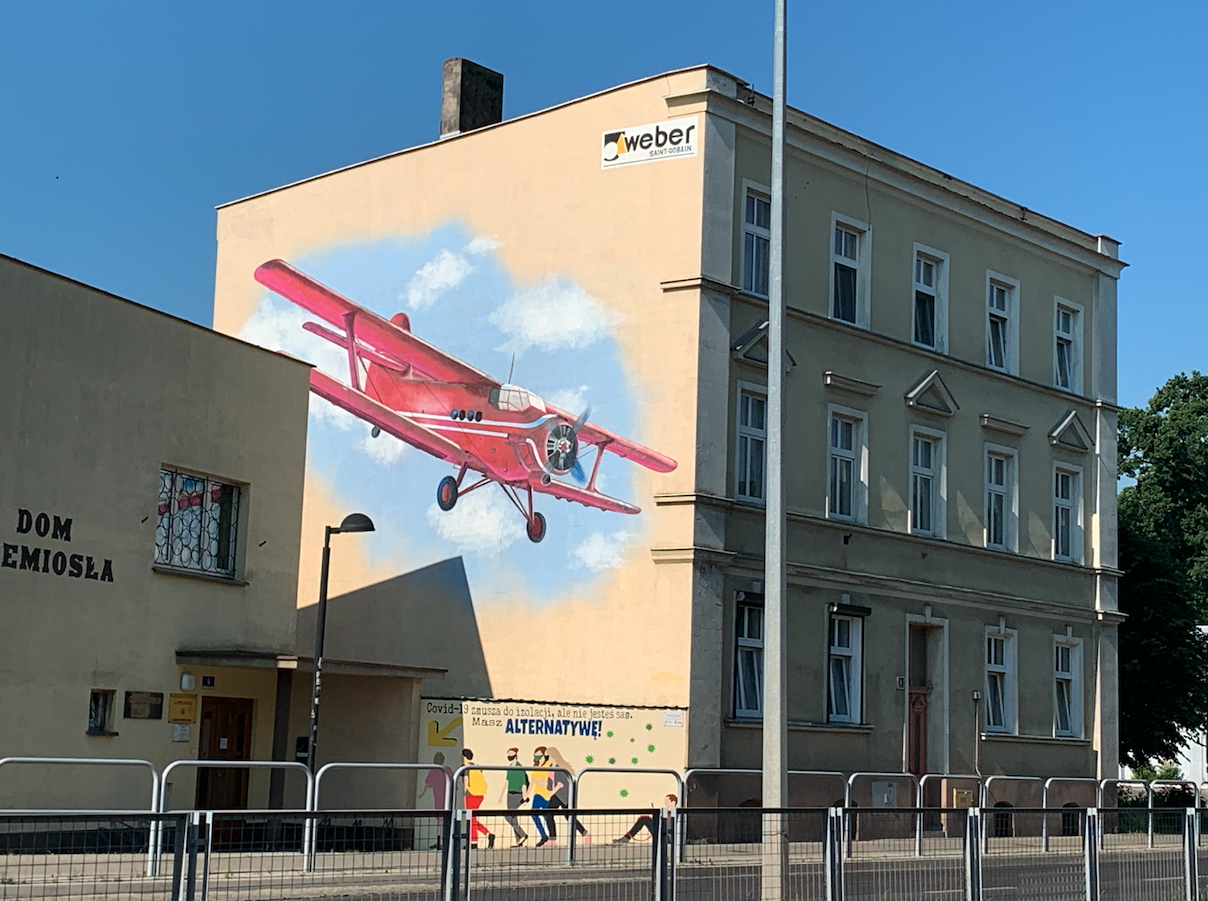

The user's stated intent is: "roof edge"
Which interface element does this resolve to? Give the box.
[215,64,717,210]
[0,252,311,367]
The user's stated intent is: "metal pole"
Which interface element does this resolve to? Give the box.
[763,0,788,898]
[307,527,333,775]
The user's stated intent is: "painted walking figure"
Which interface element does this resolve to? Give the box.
[498,747,529,846]
[613,794,677,843]
[461,748,495,849]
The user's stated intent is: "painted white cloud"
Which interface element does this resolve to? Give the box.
[464,235,502,255]
[545,384,590,413]
[572,530,633,571]
[489,279,623,356]
[405,250,474,310]
[361,430,408,465]
[427,489,525,557]
[239,298,359,430]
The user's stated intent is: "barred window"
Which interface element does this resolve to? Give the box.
[156,468,241,577]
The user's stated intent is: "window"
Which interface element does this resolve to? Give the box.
[87,689,116,735]
[742,189,771,297]
[1053,637,1082,734]
[156,468,242,577]
[985,447,1017,551]
[1053,467,1081,562]
[909,430,944,537]
[986,272,1019,374]
[827,614,863,724]
[735,602,764,717]
[984,629,1017,733]
[1054,299,1082,393]
[736,388,767,502]
[829,214,870,327]
[911,246,948,351]
[827,408,867,523]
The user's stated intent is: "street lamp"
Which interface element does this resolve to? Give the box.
[306,512,375,774]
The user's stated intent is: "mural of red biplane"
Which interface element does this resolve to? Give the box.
[254,260,677,543]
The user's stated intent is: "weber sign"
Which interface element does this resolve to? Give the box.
[602,116,698,169]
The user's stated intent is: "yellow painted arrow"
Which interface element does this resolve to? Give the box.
[427,716,462,747]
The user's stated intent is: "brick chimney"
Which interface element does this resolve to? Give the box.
[440,58,504,138]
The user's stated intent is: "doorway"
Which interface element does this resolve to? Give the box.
[195,697,254,809]
[907,625,929,777]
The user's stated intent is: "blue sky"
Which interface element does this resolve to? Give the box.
[2,0,1203,409]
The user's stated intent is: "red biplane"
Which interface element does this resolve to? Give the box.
[254,260,677,543]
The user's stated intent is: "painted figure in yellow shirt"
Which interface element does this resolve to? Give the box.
[461,748,494,849]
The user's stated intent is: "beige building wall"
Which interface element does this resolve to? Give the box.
[211,63,1121,784]
[675,70,1123,779]
[0,255,311,808]
[212,70,716,718]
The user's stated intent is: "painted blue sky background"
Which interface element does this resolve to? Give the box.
[239,225,645,603]
[2,0,1205,411]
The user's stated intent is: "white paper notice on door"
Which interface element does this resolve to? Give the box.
[219,737,228,750]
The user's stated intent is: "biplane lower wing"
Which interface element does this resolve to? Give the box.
[530,475,641,515]
[309,368,474,466]
[545,404,676,474]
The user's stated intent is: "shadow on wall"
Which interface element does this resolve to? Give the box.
[295,556,492,698]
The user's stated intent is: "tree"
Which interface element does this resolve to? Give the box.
[1118,372,1208,766]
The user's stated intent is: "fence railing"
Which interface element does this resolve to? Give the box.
[4,805,1208,901]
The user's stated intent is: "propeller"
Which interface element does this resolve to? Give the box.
[545,407,592,483]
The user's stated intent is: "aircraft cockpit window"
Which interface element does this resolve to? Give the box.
[490,386,531,412]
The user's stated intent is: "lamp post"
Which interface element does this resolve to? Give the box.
[763,1,789,898]
[306,512,375,774]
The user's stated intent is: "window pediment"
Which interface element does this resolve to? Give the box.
[731,321,797,372]
[904,370,959,418]
[1048,410,1094,452]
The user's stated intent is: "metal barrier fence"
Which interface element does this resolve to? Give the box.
[5,806,1208,900]
[0,811,188,900]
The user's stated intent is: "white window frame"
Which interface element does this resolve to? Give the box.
[911,244,949,353]
[984,443,1019,552]
[734,600,764,718]
[828,212,871,329]
[826,613,864,724]
[1053,463,1084,563]
[1053,297,1084,394]
[985,270,1020,375]
[735,381,768,504]
[983,626,1018,734]
[826,404,870,524]
[741,180,772,298]
[1053,635,1084,738]
[908,425,946,538]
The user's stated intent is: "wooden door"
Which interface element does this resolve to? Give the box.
[907,626,929,777]
[195,697,254,810]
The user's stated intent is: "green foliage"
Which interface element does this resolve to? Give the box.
[1131,761,1183,782]
[1118,372,1208,765]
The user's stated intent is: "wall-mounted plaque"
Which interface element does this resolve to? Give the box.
[123,691,164,720]
[168,693,197,724]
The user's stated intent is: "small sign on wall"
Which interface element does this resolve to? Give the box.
[172,724,191,742]
[168,693,197,724]
[123,691,164,720]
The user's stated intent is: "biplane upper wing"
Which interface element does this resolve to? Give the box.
[310,368,475,466]
[255,259,497,387]
[529,475,642,515]
[544,404,677,473]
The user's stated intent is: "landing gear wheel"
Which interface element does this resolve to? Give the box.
[526,511,547,544]
[437,476,459,511]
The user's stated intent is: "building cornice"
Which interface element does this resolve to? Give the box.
[660,278,1122,413]
[652,494,1109,622]
[666,89,1127,279]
